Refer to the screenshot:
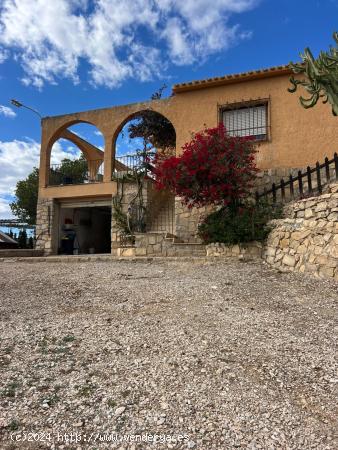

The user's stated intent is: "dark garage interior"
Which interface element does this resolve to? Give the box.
[59,205,111,255]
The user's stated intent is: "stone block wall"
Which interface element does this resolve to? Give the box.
[111,180,175,253]
[111,180,150,253]
[118,232,207,257]
[35,198,56,255]
[0,249,44,258]
[175,199,215,242]
[146,188,174,234]
[255,166,336,192]
[134,232,167,256]
[264,183,338,280]
[254,168,299,192]
[206,242,263,259]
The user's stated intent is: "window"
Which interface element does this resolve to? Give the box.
[222,101,268,141]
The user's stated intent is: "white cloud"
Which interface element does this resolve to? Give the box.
[0,105,16,118]
[53,141,81,160]
[0,196,13,219]
[0,0,258,88]
[160,0,256,63]
[162,17,194,65]
[0,139,39,220]
[0,138,81,219]
[0,139,40,198]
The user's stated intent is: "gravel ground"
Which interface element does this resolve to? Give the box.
[0,259,337,450]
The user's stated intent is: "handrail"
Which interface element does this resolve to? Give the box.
[113,152,156,175]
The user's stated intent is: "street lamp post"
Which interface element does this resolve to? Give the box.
[10,99,42,120]
[7,99,43,246]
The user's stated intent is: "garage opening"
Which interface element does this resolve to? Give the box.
[58,205,111,255]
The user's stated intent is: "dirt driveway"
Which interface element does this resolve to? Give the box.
[0,259,337,449]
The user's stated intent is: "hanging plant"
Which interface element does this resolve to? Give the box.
[112,195,130,235]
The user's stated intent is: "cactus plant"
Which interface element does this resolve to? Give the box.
[289,32,338,115]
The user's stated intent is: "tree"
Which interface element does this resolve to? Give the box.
[10,157,88,225]
[49,155,88,185]
[10,168,39,225]
[17,229,28,248]
[289,32,338,115]
[153,124,258,208]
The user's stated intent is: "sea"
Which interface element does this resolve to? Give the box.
[0,226,35,238]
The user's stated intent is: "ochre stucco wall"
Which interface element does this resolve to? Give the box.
[171,73,337,169]
[38,71,337,199]
[39,182,117,200]
[38,97,180,195]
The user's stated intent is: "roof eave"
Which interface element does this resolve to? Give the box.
[172,65,293,94]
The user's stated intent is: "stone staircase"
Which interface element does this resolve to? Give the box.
[113,179,206,257]
[164,233,206,257]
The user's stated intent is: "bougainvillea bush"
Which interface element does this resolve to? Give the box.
[153,124,258,208]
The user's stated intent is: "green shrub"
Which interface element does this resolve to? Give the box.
[198,201,282,245]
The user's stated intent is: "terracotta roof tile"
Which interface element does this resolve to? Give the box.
[172,64,292,93]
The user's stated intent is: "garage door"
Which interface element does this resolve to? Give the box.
[59,199,112,208]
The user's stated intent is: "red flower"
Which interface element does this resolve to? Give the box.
[153,123,258,208]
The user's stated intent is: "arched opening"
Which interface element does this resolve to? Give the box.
[112,110,176,236]
[48,123,111,255]
[48,122,105,186]
[113,110,176,176]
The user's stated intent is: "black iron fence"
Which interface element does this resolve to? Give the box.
[113,152,155,176]
[49,159,104,186]
[255,153,338,204]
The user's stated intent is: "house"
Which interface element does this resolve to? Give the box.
[36,65,338,256]
[0,230,18,249]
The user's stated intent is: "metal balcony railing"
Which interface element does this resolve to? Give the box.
[49,159,104,186]
[113,152,155,177]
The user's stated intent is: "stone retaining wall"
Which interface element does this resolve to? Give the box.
[0,249,44,258]
[264,183,338,280]
[206,242,263,259]
[116,233,206,257]
[175,199,214,243]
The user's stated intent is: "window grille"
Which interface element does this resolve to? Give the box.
[222,102,268,140]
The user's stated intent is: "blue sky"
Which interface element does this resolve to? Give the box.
[0,0,337,219]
